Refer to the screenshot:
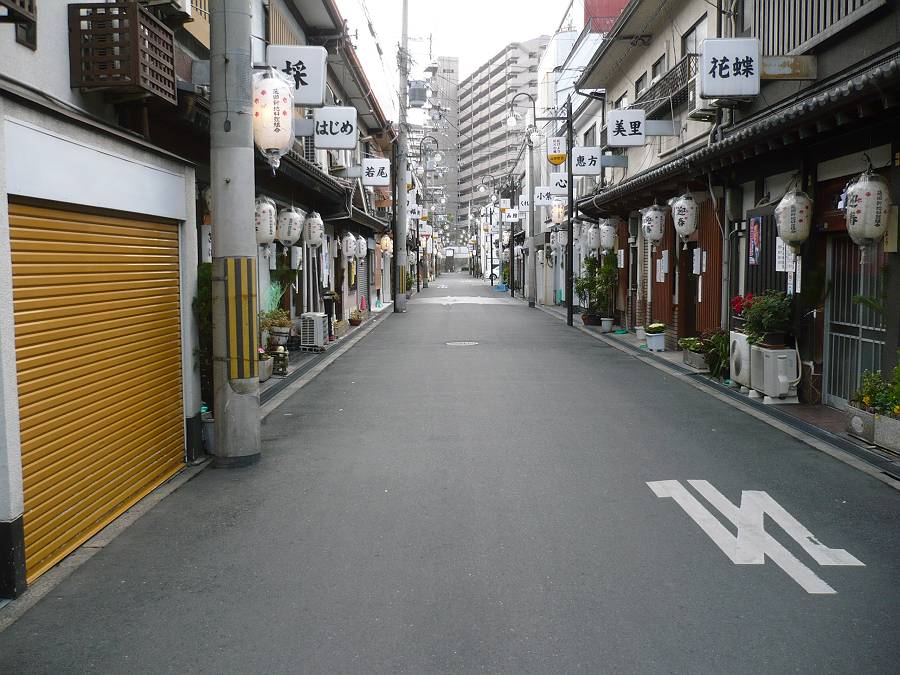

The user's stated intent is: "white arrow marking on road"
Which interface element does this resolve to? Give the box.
[647,480,864,594]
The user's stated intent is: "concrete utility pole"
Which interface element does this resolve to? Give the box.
[394,0,409,312]
[565,95,574,327]
[527,132,537,307]
[209,0,260,466]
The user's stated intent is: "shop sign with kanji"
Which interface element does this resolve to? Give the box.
[550,172,568,195]
[572,146,601,176]
[518,195,529,211]
[607,110,645,147]
[313,106,357,149]
[700,38,760,98]
[266,45,327,107]
[362,158,390,186]
[503,209,519,223]
[547,137,566,165]
[534,186,553,206]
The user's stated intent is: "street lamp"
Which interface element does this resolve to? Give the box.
[418,134,441,290]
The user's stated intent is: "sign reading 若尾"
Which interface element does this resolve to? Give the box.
[313,106,357,149]
[361,158,390,186]
[550,172,568,195]
[572,146,601,176]
[547,137,566,165]
[608,109,645,147]
[534,187,553,206]
[700,38,760,99]
[267,45,328,106]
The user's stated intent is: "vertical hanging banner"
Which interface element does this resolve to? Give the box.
[362,158,391,186]
[608,110,646,147]
[700,38,760,99]
[313,106,357,149]
[547,137,566,165]
[572,146,602,175]
[550,172,568,195]
[266,45,328,106]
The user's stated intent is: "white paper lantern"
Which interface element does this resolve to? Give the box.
[551,198,566,225]
[276,207,304,246]
[342,232,356,261]
[356,235,367,259]
[549,230,559,252]
[515,245,524,259]
[303,211,324,246]
[380,234,392,254]
[846,170,893,249]
[774,189,812,251]
[642,205,666,248]
[671,194,699,249]
[558,229,569,248]
[252,69,295,171]
[599,221,616,251]
[587,223,602,251]
[255,197,277,245]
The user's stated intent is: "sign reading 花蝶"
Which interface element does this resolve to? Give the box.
[313,106,357,149]
[547,137,566,165]
[550,172,568,195]
[700,38,760,99]
[361,158,390,186]
[572,146,601,176]
[534,187,553,206]
[266,45,328,106]
[608,109,645,147]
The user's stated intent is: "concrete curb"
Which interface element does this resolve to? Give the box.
[532,302,900,492]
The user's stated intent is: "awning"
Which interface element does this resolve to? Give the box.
[325,206,390,233]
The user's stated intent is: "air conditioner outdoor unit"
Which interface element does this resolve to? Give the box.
[750,346,799,401]
[730,330,752,388]
[300,312,328,348]
[687,77,717,122]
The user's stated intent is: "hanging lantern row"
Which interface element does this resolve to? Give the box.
[356,235,367,259]
[641,205,666,249]
[276,207,304,246]
[846,168,892,257]
[341,232,356,261]
[671,194,698,250]
[255,196,277,246]
[252,68,295,173]
[599,221,616,252]
[773,189,812,253]
[304,211,324,246]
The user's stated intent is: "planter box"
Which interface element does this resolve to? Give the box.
[682,350,708,371]
[846,407,876,444]
[581,314,601,326]
[258,357,273,382]
[270,326,291,346]
[646,333,665,352]
[600,318,614,333]
[874,415,900,454]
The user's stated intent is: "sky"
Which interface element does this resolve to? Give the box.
[335,0,576,121]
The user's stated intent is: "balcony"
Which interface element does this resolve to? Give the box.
[632,53,698,120]
[69,2,177,105]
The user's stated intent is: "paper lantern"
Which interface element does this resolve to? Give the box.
[252,69,294,171]
[276,207,304,246]
[774,190,812,252]
[846,170,892,249]
[558,229,568,248]
[380,234,392,254]
[515,245,524,259]
[550,198,566,225]
[342,232,356,261]
[587,224,602,251]
[671,194,699,249]
[356,235,367,258]
[303,211,324,246]
[641,205,665,248]
[599,221,616,251]
[255,197,277,245]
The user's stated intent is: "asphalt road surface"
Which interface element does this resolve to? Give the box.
[1,273,898,674]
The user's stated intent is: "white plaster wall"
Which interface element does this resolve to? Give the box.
[180,167,202,421]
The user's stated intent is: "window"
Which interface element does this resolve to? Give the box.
[614,93,628,110]
[651,55,666,80]
[635,72,648,97]
[681,14,708,58]
[583,124,596,147]
[443,68,455,74]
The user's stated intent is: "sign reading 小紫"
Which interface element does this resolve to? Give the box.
[549,172,568,195]
[608,109,646,147]
[313,106,357,149]
[361,158,390,186]
[547,137,566,165]
[266,45,328,107]
[572,146,601,176]
[534,187,553,206]
[700,38,760,99]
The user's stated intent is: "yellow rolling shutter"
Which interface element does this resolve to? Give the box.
[10,203,185,582]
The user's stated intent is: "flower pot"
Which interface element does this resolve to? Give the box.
[636,326,646,341]
[758,331,787,348]
[683,350,708,371]
[874,415,900,454]
[600,318,614,333]
[349,318,362,326]
[845,406,876,444]
[258,357,273,382]
[581,314,602,326]
[270,325,291,346]
[646,333,665,352]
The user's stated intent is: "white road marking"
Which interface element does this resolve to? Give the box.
[647,480,864,594]
[413,296,518,305]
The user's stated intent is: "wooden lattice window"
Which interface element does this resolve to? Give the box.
[0,0,36,49]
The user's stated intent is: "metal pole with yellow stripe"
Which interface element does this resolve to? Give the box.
[209,0,260,466]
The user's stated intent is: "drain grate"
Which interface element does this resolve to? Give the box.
[446,341,478,346]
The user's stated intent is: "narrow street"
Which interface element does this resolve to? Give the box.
[0,273,897,673]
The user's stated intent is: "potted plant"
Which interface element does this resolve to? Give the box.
[703,329,730,381]
[349,308,363,326]
[646,322,666,351]
[743,290,791,347]
[262,308,292,346]
[574,256,617,331]
[258,347,273,383]
[677,336,709,371]
[852,361,900,452]
[730,293,753,331]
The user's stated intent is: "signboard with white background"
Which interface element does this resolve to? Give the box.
[534,187,553,206]
[313,106,357,149]
[550,172,568,195]
[699,38,760,99]
[361,158,390,186]
[572,146,602,175]
[518,194,530,211]
[266,45,328,106]
[608,109,646,147]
